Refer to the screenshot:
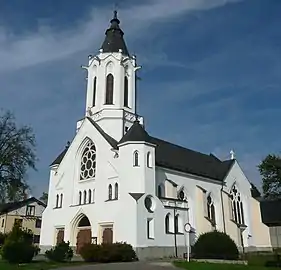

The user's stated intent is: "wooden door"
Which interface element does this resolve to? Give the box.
[102,228,113,244]
[76,229,91,254]
[56,229,64,244]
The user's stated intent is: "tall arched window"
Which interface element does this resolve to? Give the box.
[93,189,95,203]
[115,183,119,199]
[88,189,92,204]
[147,152,152,168]
[158,184,164,198]
[133,151,139,167]
[175,215,179,233]
[207,194,216,224]
[92,77,97,107]
[79,191,82,205]
[165,214,171,233]
[108,184,112,200]
[80,140,96,180]
[83,190,87,204]
[230,185,245,225]
[56,194,59,208]
[124,76,129,107]
[105,74,114,104]
[60,194,63,208]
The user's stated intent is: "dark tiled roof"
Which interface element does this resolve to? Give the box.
[119,120,151,144]
[100,11,129,56]
[0,197,46,214]
[260,199,281,226]
[150,137,234,181]
[50,117,118,166]
[118,121,234,181]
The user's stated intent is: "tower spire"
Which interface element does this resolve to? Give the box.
[100,10,129,55]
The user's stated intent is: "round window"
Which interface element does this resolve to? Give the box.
[144,195,155,212]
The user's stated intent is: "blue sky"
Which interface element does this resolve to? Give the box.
[0,0,280,197]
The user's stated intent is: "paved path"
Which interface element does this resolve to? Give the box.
[55,261,177,270]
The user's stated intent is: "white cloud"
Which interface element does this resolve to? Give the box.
[0,0,242,72]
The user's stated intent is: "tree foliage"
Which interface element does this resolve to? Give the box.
[40,192,48,205]
[258,154,281,199]
[0,110,36,203]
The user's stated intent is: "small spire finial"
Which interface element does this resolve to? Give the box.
[230,149,235,160]
[114,10,117,19]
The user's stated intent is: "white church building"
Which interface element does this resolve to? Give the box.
[40,11,272,259]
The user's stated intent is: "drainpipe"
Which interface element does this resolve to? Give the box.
[220,182,226,233]
[173,203,178,258]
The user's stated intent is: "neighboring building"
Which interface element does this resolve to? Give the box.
[260,199,281,249]
[0,197,46,245]
[40,11,272,259]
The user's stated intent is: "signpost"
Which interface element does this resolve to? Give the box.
[184,223,191,262]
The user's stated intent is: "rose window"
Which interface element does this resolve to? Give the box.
[80,141,96,180]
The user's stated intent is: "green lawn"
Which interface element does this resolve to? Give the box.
[174,261,278,270]
[0,260,88,270]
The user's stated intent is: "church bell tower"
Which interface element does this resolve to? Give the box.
[82,11,143,141]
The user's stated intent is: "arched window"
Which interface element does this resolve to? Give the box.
[83,190,87,204]
[80,140,96,180]
[105,74,114,104]
[108,184,112,200]
[230,185,245,225]
[56,194,59,208]
[92,77,97,107]
[158,184,164,198]
[207,194,216,224]
[165,214,171,233]
[147,152,152,168]
[79,191,82,205]
[133,151,139,167]
[115,183,119,199]
[60,194,63,208]
[124,76,129,107]
[88,189,92,204]
[93,189,95,203]
[175,214,179,233]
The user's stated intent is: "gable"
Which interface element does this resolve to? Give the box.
[50,117,118,167]
[0,197,46,216]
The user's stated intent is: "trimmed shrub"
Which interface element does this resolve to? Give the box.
[0,232,7,246]
[45,241,73,262]
[1,225,37,264]
[192,230,239,260]
[80,242,138,263]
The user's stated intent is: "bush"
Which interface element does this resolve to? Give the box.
[80,242,138,263]
[45,241,73,262]
[0,232,7,246]
[192,230,239,260]
[247,252,281,267]
[1,225,37,264]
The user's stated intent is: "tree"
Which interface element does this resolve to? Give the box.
[0,110,36,203]
[258,154,281,199]
[40,192,48,204]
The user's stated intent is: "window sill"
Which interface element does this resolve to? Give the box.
[105,198,118,202]
[53,207,62,209]
[79,178,95,183]
[147,237,154,240]
[166,232,184,235]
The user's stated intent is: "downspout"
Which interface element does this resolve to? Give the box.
[220,181,226,233]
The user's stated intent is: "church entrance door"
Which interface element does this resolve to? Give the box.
[102,228,113,244]
[76,229,91,254]
[75,215,92,254]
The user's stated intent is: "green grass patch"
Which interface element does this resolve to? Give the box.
[0,260,90,270]
[173,260,278,270]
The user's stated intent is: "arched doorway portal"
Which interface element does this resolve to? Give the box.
[76,215,92,254]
